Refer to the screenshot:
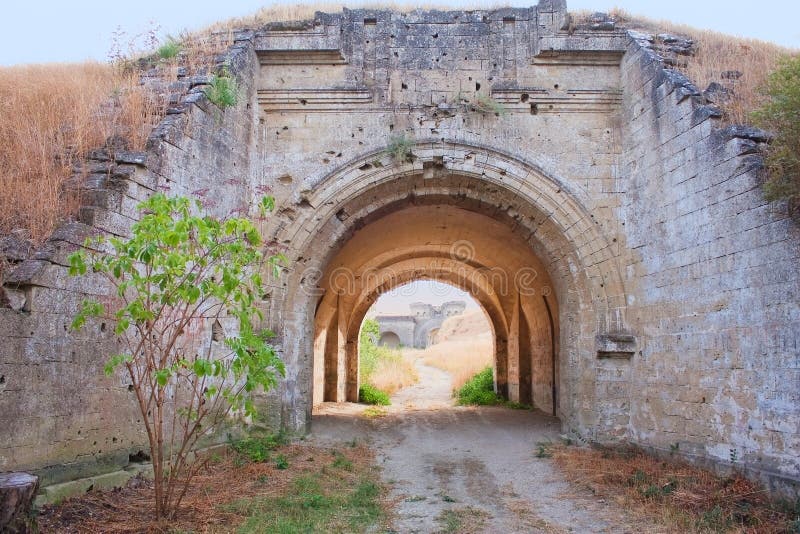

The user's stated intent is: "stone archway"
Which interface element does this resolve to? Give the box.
[378,331,401,348]
[270,140,634,440]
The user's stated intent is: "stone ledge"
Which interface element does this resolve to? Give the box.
[596,333,637,358]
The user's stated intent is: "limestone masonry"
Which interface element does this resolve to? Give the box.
[376,301,467,348]
[0,0,798,500]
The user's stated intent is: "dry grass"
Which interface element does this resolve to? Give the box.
[598,8,799,125]
[417,310,494,391]
[421,335,493,391]
[550,442,799,534]
[37,443,387,533]
[367,353,419,395]
[0,63,164,244]
[200,2,507,34]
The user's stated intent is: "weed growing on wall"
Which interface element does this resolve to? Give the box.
[470,93,508,116]
[385,134,414,163]
[205,70,239,109]
[68,193,287,521]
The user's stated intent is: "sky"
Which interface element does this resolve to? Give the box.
[368,281,479,316]
[1,0,798,65]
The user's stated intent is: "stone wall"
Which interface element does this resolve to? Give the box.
[619,33,800,495]
[0,38,262,485]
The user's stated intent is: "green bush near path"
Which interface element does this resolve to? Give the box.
[455,367,502,406]
[456,367,533,409]
[359,383,391,406]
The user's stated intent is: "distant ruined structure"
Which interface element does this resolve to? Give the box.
[0,0,798,507]
[375,301,467,348]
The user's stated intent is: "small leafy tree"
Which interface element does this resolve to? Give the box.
[752,55,800,208]
[68,193,286,520]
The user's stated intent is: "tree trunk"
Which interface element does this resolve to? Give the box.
[0,473,39,534]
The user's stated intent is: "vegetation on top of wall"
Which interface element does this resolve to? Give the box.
[156,37,182,60]
[752,55,800,207]
[0,63,165,245]
[584,8,798,126]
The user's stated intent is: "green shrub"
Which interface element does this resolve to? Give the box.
[204,71,238,109]
[752,55,800,207]
[275,455,289,470]
[358,318,404,383]
[157,38,181,60]
[456,367,502,406]
[358,383,391,406]
[230,431,288,463]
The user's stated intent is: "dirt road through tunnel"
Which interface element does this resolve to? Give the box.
[311,361,648,533]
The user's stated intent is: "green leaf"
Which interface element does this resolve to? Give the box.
[155,369,170,387]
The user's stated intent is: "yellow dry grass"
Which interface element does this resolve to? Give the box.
[417,309,494,390]
[200,2,507,33]
[0,63,163,244]
[366,354,419,395]
[600,8,798,125]
[421,334,493,391]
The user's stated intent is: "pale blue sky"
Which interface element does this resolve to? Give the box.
[1,0,798,65]
[370,281,479,315]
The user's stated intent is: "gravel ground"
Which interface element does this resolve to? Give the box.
[311,361,652,533]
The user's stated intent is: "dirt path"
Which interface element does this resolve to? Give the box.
[311,366,646,533]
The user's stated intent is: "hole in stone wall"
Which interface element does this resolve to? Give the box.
[299,99,307,105]
[100,322,106,333]
[364,17,377,25]
[432,33,438,38]
[278,174,293,184]
[212,320,224,342]
[520,93,529,103]
[401,83,408,90]
[530,103,538,115]
[503,16,516,23]
[554,84,559,89]
[128,384,134,392]
[0,375,5,385]
[359,163,373,171]
[475,82,481,91]
[129,450,150,463]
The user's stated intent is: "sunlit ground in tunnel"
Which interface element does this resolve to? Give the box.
[359,280,494,410]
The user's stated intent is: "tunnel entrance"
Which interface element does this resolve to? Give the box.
[377,331,401,348]
[310,203,559,412]
[277,141,630,438]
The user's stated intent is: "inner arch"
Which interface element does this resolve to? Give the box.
[311,204,558,413]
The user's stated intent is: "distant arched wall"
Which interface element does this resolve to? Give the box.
[378,331,401,348]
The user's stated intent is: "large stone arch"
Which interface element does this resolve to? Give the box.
[271,140,633,439]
